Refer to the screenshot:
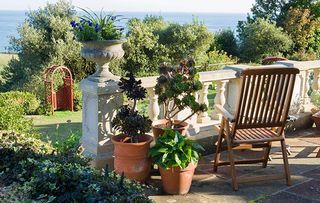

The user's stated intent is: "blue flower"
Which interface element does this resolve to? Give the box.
[88,21,93,26]
[80,19,85,25]
[95,23,99,32]
[79,26,83,31]
[70,20,76,28]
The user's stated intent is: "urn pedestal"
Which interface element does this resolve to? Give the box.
[80,39,126,169]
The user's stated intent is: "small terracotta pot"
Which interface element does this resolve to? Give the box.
[312,111,320,128]
[152,119,189,138]
[111,134,153,182]
[159,162,197,195]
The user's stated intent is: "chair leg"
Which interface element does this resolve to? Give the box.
[225,135,238,191]
[214,119,225,172]
[262,142,272,168]
[214,133,223,172]
[280,139,291,186]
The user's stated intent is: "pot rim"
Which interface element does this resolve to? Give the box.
[111,134,153,146]
[159,162,198,172]
[80,39,127,45]
[152,119,189,129]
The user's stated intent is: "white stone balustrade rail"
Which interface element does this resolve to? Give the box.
[80,60,320,169]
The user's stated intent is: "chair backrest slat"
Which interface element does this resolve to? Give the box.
[233,67,299,134]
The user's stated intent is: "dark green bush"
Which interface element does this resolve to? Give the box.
[0,132,153,203]
[0,91,40,115]
[214,29,238,57]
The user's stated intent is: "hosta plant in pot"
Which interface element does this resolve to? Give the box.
[111,72,153,182]
[153,58,208,137]
[149,128,204,194]
[71,9,126,82]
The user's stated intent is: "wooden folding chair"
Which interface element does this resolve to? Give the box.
[213,67,299,191]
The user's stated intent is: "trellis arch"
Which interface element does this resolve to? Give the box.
[44,65,74,113]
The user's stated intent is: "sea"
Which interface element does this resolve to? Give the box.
[0,10,247,52]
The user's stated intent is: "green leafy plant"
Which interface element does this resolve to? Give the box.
[0,105,33,133]
[0,131,153,203]
[155,58,207,128]
[149,128,204,169]
[71,9,123,41]
[0,91,40,115]
[112,72,152,143]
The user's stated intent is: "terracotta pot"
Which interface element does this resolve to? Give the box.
[111,134,153,182]
[152,119,189,138]
[312,111,320,128]
[80,39,126,82]
[159,163,197,195]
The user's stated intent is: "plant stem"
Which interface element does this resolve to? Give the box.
[177,111,197,126]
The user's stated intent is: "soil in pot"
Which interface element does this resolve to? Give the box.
[112,134,153,182]
[159,163,196,195]
[152,119,189,138]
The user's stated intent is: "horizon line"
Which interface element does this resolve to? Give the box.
[0,9,248,15]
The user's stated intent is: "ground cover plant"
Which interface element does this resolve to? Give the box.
[0,131,153,203]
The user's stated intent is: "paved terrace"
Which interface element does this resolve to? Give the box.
[148,128,320,203]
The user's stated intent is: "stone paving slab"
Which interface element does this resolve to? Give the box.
[149,128,320,203]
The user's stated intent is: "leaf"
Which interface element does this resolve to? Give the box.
[174,154,182,168]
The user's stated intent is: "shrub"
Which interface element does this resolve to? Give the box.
[73,82,82,111]
[158,19,213,66]
[238,18,293,63]
[0,106,33,133]
[0,131,153,202]
[200,50,237,71]
[122,16,169,76]
[0,91,40,115]
[122,16,213,76]
[214,29,238,57]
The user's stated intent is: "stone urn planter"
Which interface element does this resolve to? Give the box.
[80,39,126,82]
[111,134,153,182]
[159,163,197,195]
[152,119,189,138]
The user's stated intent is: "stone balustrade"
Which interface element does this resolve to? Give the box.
[80,60,320,169]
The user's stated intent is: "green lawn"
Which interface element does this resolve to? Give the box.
[31,111,82,143]
[31,86,216,142]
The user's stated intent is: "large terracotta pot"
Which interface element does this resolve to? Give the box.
[152,119,189,138]
[80,39,126,82]
[111,134,153,182]
[159,163,197,195]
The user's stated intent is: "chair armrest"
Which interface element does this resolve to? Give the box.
[215,104,235,122]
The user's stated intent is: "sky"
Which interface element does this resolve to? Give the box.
[0,0,255,13]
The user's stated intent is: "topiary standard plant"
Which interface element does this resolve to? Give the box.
[153,58,208,136]
[149,128,204,194]
[111,72,153,182]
